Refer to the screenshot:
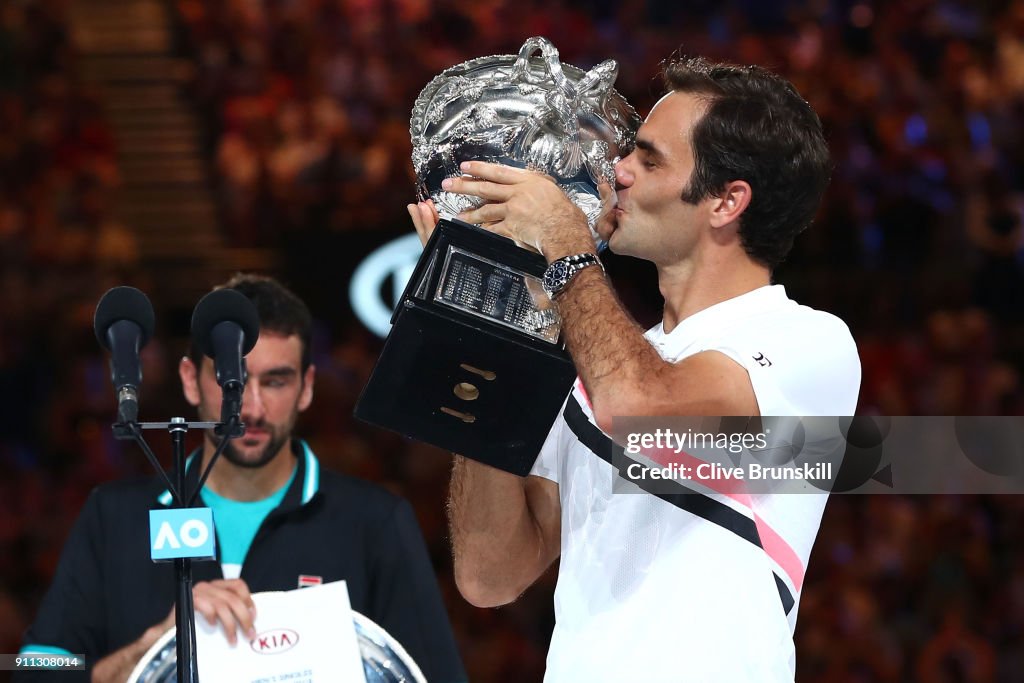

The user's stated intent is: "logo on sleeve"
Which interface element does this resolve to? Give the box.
[297,574,323,588]
[752,352,773,367]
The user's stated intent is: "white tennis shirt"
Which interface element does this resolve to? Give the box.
[531,285,861,682]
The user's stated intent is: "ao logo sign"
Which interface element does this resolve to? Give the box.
[148,508,216,561]
[349,233,423,338]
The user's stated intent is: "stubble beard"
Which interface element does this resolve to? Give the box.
[200,405,296,469]
[217,423,289,469]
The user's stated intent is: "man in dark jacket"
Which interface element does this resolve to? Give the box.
[17,274,466,683]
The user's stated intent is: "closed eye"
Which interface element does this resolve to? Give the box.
[259,368,298,388]
[634,139,664,170]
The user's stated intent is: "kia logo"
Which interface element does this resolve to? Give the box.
[349,233,423,338]
[250,628,300,654]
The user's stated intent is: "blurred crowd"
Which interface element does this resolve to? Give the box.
[0,0,147,662]
[170,0,1024,411]
[3,0,1024,680]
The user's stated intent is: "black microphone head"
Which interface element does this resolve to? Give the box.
[191,288,260,358]
[93,286,156,350]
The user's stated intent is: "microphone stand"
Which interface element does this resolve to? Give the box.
[114,414,241,683]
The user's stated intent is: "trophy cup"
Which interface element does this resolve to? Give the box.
[354,37,639,475]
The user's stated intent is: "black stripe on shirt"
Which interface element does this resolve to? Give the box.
[775,573,796,615]
[562,394,795,615]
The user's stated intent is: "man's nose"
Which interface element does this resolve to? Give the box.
[614,155,633,189]
[240,379,265,421]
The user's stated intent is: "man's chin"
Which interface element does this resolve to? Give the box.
[223,453,273,469]
[222,442,281,469]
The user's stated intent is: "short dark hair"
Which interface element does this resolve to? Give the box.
[664,56,832,268]
[189,273,313,372]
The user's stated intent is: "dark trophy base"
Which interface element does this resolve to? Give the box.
[354,219,577,476]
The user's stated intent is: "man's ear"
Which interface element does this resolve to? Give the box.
[179,356,201,407]
[709,180,752,229]
[298,364,315,412]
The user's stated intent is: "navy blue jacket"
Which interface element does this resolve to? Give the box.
[16,440,466,682]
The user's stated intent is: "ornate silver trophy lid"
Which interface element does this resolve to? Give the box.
[411,36,640,242]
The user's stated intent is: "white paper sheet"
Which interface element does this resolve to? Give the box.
[195,580,366,683]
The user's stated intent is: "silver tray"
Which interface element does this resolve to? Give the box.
[126,611,427,683]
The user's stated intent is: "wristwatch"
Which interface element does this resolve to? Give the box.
[542,253,603,298]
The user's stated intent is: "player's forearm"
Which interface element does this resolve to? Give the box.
[91,623,166,683]
[447,457,553,607]
[554,266,665,429]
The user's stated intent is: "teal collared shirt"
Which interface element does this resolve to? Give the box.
[155,439,321,576]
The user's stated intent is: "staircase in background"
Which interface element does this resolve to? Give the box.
[68,0,275,307]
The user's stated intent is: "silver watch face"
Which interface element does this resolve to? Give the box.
[544,260,570,293]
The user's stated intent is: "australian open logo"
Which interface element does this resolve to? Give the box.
[349,233,423,338]
[250,628,300,655]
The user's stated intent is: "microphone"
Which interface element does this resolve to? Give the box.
[190,289,260,431]
[94,286,156,424]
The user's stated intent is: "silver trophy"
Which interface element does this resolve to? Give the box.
[127,611,427,683]
[406,35,640,343]
[411,35,640,240]
[355,38,639,474]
